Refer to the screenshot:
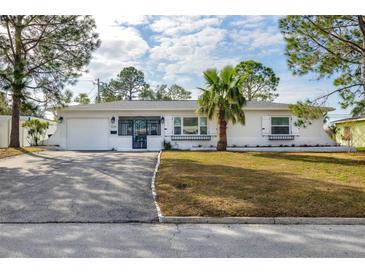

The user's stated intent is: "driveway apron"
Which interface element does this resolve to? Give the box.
[0,151,159,223]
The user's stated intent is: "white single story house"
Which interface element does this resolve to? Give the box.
[47,100,335,151]
[0,115,56,148]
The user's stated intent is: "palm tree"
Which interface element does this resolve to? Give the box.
[198,66,246,151]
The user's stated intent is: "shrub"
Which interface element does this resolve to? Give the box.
[22,119,49,146]
[164,141,172,150]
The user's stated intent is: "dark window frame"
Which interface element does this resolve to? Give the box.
[118,117,161,136]
[118,119,134,136]
[147,119,161,136]
[174,117,182,135]
[199,117,208,135]
[271,117,290,135]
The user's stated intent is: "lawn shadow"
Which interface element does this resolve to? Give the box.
[250,152,365,166]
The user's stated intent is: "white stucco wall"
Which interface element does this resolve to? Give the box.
[49,108,334,151]
[226,110,334,147]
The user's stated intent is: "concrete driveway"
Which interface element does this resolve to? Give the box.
[0,150,159,223]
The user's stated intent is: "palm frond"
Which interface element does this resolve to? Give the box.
[198,65,247,124]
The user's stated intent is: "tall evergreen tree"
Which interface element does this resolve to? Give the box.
[103,67,146,101]
[0,16,100,147]
[74,92,91,105]
[235,60,279,102]
[139,83,192,101]
[0,92,11,115]
[279,15,365,123]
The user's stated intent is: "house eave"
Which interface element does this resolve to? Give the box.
[59,107,332,112]
[334,117,365,124]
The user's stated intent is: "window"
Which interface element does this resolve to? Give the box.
[147,119,161,136]
[118,119,133,136]
[173,116,208,135]
[343,126,352,141]
[183,117,198,135]
[271,117,290,135]
[174,117,181,135]
[199,117,207,135]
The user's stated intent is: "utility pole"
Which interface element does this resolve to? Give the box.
[96,78,101,103]
[94,78,102,103]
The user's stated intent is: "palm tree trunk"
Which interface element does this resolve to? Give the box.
[217,108,227,151]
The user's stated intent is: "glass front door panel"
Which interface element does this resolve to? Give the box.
[133,119,147,149]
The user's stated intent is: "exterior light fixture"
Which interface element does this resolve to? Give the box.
[111,116,116,124]
[160,116,165,123]
[58,116,64,123]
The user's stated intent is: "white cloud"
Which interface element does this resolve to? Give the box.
[150,16,222,36]
[80,16,286,96]
[87,17,150,80]
[229,26,283,51]
[147,16,230,83]
[96,27,149,60]
[230,16,266,28]
[149,26,226,61]
[115,15,149,26]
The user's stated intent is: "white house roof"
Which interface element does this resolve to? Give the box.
[61,100,335,112]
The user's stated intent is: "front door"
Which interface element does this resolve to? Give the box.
[133,119,147,149]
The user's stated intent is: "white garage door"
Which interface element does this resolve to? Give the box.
[67,118,108,150]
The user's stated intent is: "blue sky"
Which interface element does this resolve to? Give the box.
[71,15,351,120]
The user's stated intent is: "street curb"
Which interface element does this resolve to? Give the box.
[151,151,164,222]
[160,216,365,225]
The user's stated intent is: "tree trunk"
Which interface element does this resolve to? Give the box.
[363,38,365,100]
[358,16,365,100]
[217,108,227,151]
[9,16,24,148]
[9,93,21,147]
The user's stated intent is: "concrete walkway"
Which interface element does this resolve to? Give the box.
[0,224,364,257]
[0,151,159,222]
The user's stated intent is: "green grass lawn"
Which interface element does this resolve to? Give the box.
[156,151,365,217]
[0,147,45,159]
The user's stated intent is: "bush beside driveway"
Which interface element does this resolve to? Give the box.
[156,151,365,217]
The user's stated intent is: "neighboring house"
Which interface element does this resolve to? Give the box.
[0,115,56,148]
[333,116,365,148]
[47,100,335,151]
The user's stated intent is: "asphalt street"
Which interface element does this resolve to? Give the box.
[0,223,364,257]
